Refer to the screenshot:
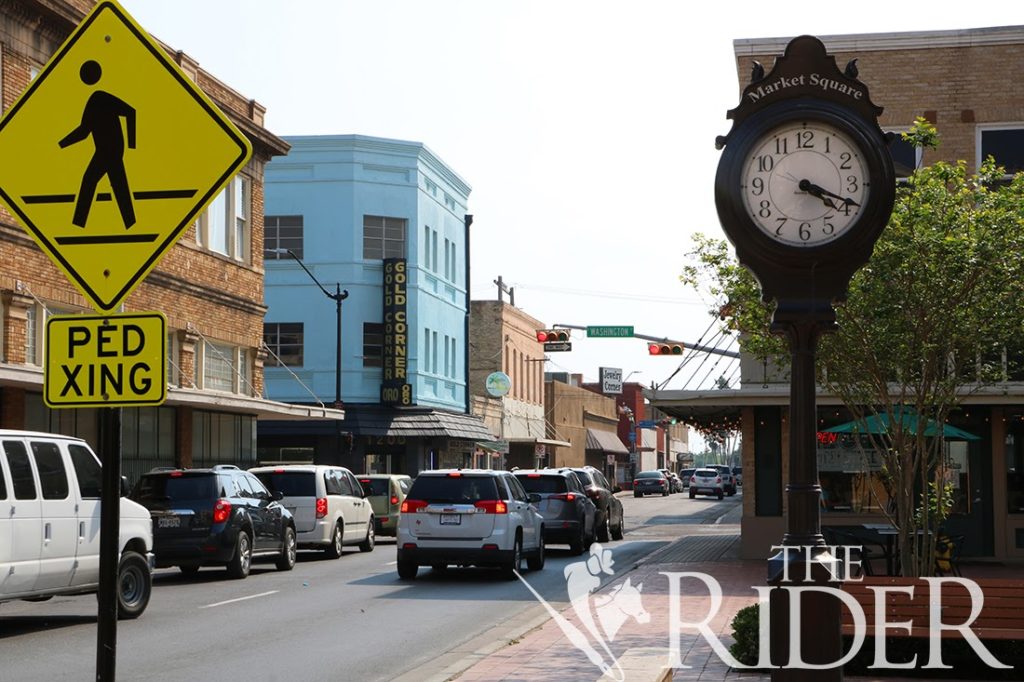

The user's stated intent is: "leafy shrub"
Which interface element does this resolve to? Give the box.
[729,603,762,667]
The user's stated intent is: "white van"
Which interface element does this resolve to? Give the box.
[0,430,153,618]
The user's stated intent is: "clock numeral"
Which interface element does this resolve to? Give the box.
[775,137,788,155]
[839,152,852,170]
[846,175,859,193]
[757,155,774,172]
[823,215,835,235]
[751,177,764,196]
[799,222,812,241]
[824,136,831,154]
[796,130,814,149]
[758,200,772,218]
[774,217,787,236]
[837,202,852,217]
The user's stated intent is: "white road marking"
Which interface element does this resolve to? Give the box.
[384,561,397,566]
[199,590,278,609]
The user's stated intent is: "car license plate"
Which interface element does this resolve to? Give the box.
[158,516,180,528]
[439,514,461,525]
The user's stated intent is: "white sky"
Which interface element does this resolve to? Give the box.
[119,0,1016,406]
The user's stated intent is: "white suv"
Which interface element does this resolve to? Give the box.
[0,430,153,618]
[689,468,725,500]
[250,465,374,557]
[396,469,545,580]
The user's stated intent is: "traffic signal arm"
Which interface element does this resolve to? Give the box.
[550,323,740,359]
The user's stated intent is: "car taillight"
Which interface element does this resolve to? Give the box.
[315,497,328,518]
[212,499,231,524]
[390,495,399,505]
[690,476,696,483]
[587,489,600,499]
[633,480,639,486]
[716,477,722,483]
[552,493,576,502]
[401,499,428,513]
[474,500,508,514]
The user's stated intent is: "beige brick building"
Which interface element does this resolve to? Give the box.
[652,26,1024,562]
[0,0,340,481]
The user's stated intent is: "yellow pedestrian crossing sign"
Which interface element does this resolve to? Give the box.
[0,0,252,312]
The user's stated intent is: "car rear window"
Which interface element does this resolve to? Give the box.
[359,478,391,496]
[695,469,718,477]
[253,471,316,497]
[408,474,499,502]
[636,471,664,479]
[514,474,567,494]
[573,469,594,486]
[133,474,217,502]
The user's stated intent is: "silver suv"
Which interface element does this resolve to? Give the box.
[689,468,725,500]
[396,469,545,580]
[712,465,738,496]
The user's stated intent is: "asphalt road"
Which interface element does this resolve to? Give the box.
[0,487,742,682]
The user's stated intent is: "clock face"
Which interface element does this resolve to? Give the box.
[741,121,869,247]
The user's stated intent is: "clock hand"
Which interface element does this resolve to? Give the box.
[798,179,861,207]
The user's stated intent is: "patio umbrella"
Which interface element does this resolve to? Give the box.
[823,409,980,441]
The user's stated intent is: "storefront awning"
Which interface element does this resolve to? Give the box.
[507,437,572,448]
[333,406,496,440]
[585,428,628,455]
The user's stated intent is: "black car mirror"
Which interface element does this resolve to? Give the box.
[271,490,285,501]
[613,485,622,493]
[120,475,131,497]
[527,493,542,504]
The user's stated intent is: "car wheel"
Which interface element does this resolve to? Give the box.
[596,513,611,543]
[717,491,724,500]
[662,490,669,496]
[397,560,418,580]
[116,551,152,620]
[611,513,624,541]
[502,535,522,580]
[324,523,343,559]
[689,490,696,499]
[276,526,297,571]
[227,531,252,579]
[569,523,586,555]
[179,565,200,577]
[359,520,375,552]
[527,533,545,571]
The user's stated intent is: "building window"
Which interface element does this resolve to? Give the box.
[444,238,451,280]
[196,176,250,261]
[264,322,303,367]
[363,322,383,367]
[423,225,431,269]
[423,327,432,373]
[203,341,236,392]
[888,133,921,179]
[363,215,406,259]
[166,331,176,386]
[444,336,450,377]
[264,215,303,259]
[979,126,1024,175]
[450,337,457,379]
[432,230,438,273]
[432,331,438,375]
[25,305,38,365]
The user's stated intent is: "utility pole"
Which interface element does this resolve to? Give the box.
[494,275,514,306]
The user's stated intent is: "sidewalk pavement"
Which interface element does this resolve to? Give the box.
[448,509,1023,682]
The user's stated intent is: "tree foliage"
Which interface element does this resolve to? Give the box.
[682,122,1024,574]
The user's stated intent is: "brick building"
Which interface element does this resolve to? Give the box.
[0,0,340,482]
[650,25,1024,562]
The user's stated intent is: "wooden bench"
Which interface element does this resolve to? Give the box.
[840,576,1024,640]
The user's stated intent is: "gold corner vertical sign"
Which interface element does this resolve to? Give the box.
[0,0,252,312]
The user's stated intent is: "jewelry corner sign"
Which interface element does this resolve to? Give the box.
[0,0,252,313]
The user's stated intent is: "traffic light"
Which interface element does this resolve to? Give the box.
[536,329,570,343]
[648,343,683,355]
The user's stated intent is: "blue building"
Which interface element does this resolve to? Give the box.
[259,135,494,474]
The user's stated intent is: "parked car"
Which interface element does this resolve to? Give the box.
[0,430,153,619]
[659,468,684,493]
[634,470,670,497]
[131,464,296,579]
[570,466,624,542]
[514,468,596,554]
[358,473,413,537]
[396,469,545,580]
[689,468,725,500]
[679,468,696,489]
[732,466,743,487]
[712,465,738,496]
[251,464,375,557]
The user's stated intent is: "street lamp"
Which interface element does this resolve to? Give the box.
[273,248,349,408]
[624,370,643,383]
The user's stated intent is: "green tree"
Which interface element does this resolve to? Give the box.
[682,122,1024,575]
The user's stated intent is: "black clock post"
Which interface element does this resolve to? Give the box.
[714,36,895,680]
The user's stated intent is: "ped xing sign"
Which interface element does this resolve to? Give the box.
[45,312,166,407]
[0,0,252,312]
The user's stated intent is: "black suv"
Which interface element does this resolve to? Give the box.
[570,466,624,542]
[131,465,297,579]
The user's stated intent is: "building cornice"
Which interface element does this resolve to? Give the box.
[735,25,1024,57]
